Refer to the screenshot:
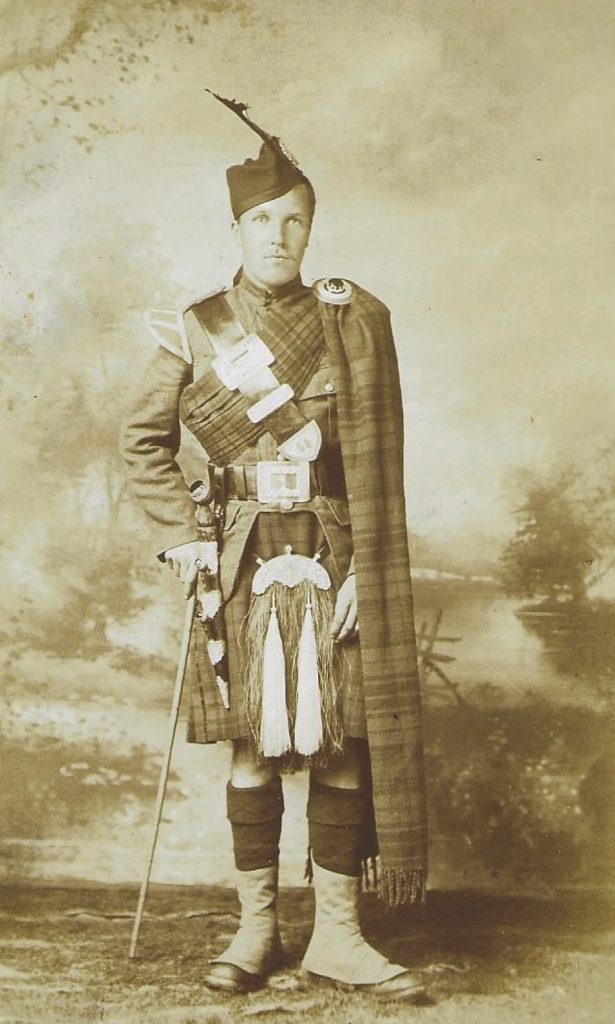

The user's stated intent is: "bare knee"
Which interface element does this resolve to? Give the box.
[311,739,366,790]
[231,739,279,788]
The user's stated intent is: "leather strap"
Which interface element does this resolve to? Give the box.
[230,463,247,500]
[194,293,245,349]
[213,465,226,507]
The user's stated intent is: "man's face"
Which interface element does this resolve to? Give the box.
[235,183,312,292]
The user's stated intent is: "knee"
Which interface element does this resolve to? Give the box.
[311,739,366,790]
[231,740,279,788]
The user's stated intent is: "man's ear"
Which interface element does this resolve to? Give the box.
[230,220,241,256]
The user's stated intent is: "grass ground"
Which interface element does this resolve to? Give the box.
[0,884,614,1024]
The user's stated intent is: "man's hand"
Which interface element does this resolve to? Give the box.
[164,541,204,599]
[330,574,358,643]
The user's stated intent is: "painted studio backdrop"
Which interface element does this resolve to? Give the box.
[1,0,614,893]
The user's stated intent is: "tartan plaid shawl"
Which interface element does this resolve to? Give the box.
[319,285,428,906]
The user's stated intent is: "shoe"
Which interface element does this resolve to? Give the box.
[367,969,431,1002]
[204,864,282,993]
[306,966,430,1002]
[203,960,270,994]
[302,862,430,1001]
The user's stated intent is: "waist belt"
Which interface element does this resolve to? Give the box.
[212,460,332,509]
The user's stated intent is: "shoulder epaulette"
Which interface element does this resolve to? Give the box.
[143,287,226,364]
[144,308,192,364]
[312,278,354,306]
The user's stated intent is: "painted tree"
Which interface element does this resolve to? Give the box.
[0,224,175,658]
[1,0,250,166]
[500,471,597,604]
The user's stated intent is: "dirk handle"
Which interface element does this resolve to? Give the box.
[189,478,217,542]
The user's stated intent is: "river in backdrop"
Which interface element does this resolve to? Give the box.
[2,580,613,889]
[413,580,610,707]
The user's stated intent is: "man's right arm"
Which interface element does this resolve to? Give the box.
[120,346,197,558]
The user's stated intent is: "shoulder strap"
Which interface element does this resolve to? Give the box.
[191,292,246,352]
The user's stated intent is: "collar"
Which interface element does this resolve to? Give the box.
[236,270,308,307]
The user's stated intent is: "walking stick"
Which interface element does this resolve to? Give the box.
[128,592,196,959]
[128,478,228,958]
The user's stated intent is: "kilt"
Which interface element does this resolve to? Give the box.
[185,496,366,745]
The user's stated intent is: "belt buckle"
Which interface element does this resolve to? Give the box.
[256,461,311,509]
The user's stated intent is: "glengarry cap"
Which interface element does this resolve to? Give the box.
[227,141,311,219]
[206,90,314,219]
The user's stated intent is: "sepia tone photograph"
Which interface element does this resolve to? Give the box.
[1,1,614,1021]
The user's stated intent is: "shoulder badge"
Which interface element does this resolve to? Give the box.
[144,308,192,364]
[313,278,354,306]
[143,287,226,364]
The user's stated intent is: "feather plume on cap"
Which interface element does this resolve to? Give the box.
[206,89,314,219]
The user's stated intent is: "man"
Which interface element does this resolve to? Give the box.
[121,128,428,1001]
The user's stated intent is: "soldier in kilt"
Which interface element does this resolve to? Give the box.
[121,119,428,1001]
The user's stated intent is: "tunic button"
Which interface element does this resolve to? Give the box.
[324,382,335,393]
[279,497,294,511]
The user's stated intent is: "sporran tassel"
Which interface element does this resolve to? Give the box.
[294,597,323,755]
[243,549,342,763]
[243,577,342,763]
[259,597,291,757]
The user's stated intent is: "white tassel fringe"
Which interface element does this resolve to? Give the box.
[260,598,291,757]
[294,598,323,755]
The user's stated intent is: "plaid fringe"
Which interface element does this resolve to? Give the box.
[304,845,314,884]
[377,867,427,908]
[305,852,424,909]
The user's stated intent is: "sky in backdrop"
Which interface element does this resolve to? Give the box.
[2,0,614,564]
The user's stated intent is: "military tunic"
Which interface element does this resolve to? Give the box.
[122,274,366,746]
